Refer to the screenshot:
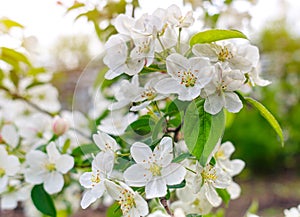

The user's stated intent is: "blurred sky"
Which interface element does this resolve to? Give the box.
[0,0,299,48]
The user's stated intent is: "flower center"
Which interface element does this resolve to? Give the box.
[141,87,157,101]
[201,165,217,183]
[215,150,225,159]
[218,47,233,62]
[178,70,197,87]
[45,163,56,172]
[136,39,151,54]
[119,189,136,215]
[91,170,101,185]
[149,163,162,176]
[0,167,5,178]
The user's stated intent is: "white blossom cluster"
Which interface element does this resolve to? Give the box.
[102,4,270,115]
[0,3,282,217]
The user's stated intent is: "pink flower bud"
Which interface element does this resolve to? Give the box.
[52,116,69,136]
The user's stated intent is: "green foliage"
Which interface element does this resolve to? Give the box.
[106,202,122,217]
[244,96,284,146]
[216,189,230,205]
[31,185,57,217]
[190,29,247,46]
[183,99,225,165]
[72,144,100,157]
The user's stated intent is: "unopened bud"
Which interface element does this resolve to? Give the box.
[52,116,69,136]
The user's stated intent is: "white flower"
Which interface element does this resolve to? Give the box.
[79,151,114,209]
[172,186,213,215]
[166,4,194,28]
[98,112,138,136]
[103,34,144,80]
[24,142,74,194]
[0,181,30,210]
[61,110,91,145]
[131,33,156,66]
[19,113,53,148]
[0,146,20,193]
[133,13,163,37]
[27,84,61,113]
[131,74,168,111]
[114,14,135,36]
[109,75,142,110]
[201,63,245,115]
[156,53,213,101]
[284,205,300,217]
[105,180,149,217]
[193,163,231,207]
[214,141,245,200]
[192,42,259,73]
[1,124,19,148]
[124,137,186,199]
[93,132,120,154]
[246,67,271,87]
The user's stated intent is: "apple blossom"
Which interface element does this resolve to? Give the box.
[156,53,213,101]
[201,63,245,115]
[284,205,300,217]
[1,124,19,148]
[0,146,20,193]
[105,180,149,217]
[92,131,120,154]
[124,137,186,199]
[192,42,259,73]
[24,142,74,194]
[79,151,114,209]
[98,111,138,136]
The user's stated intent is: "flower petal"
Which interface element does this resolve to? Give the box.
[204,183,222,207]
[104,180,123,200]
[81,190,98,209]
[163,163,186,186]
[130,142,152,164]
[1,125,19,148]
[153,137,173,166]
[145,178,167,199]
[124,164,150,187]
[204,93,225,115]
[46,142,60,162]
[224,92,243,113]
[79,172,93,188]
[44,172,64,194]
[134,193,149,216]
[55,155,74,174]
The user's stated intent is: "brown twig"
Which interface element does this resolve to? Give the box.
[160,197,174,217]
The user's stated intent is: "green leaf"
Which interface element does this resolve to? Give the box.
[127,115,154,136]
[71,144,100,157]
[151,116,166,141]
[187,214,202,217]
[183,99,210,159]
[200,109,225,166]
[190,29,247,46]
[172,152,191,163]
[9,70,19,88]
[244,97,284,146]
[31,184,57,217]
[216,188,231,205]
[183,99,225,166]
[167,179,186,189]
[106,202,122,217]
